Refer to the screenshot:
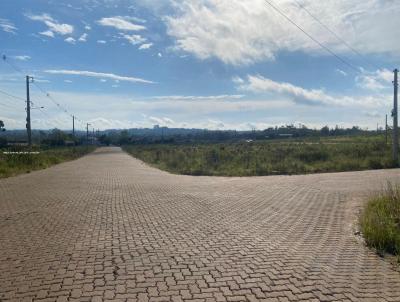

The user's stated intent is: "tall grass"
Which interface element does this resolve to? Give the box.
[123,136,397,176]
[0,146,95,178]
[360,184,400,258]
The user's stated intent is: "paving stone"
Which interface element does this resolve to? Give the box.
[1,147,400,302]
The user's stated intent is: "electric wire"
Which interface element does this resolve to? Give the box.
[0,101,20,110]
[292,0,381,71]
[0,89,26,103]
[2,54,87,128]
[262,0,362,74]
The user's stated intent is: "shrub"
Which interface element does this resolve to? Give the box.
[0,146,95,178]
[122,135,396,176]
[360,184,400,257]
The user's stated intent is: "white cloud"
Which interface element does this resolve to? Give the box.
[148,116,175,126]
[13,55,31,61]
[27,13,74,36]
[157,52,162,57]
[120,16,147,24]
[97,40,107,44]
[78,33,88,42]
[64,80,73,83]
[0,88,385,130]
[364,111,381,118]
[34,79,50,83]
[131,97,291,113]
[0,18,17,34]
[64,37,76,44]
[44,69,155,84]
[153,95,244,101]
[121,33,146,45]
[356,69,393,91]
[40,30,55,38]
[97,16,146,31]
[165,0,400,65]
[235,74,389,108]
[139,43,153,50]
[336,69,347,77]
[85,25,91,30]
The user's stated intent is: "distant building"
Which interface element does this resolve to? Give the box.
[279,134,294,138]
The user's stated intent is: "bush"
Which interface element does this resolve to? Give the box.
[0,137,7,148]
[122,135,396,176]
[0,146,95,178]
[360,184,400,257]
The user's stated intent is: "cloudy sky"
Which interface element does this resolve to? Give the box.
[0,0,398,130]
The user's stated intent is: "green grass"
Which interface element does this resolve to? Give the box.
[360,184,400,258]
[123,135,398,176]
[0,146,96,178]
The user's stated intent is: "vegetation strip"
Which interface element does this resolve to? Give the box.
[123,135,398,176]
[360,184,400,260]
[0,146,95,178]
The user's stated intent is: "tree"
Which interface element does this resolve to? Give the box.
[0,120,5,131]
[321,126,330,136]
[0,120,6,147]
[42,129,68,146]
[118,130,130,145]
[99,134,111,146]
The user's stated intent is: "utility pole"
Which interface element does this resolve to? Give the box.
[26,75,34,146]
[385,114,388,145]
[393,69,399,165]
[72,115,75,138]
[86,123,90,144]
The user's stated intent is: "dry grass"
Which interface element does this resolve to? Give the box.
[360,183,400,259]
[0,146,95,178]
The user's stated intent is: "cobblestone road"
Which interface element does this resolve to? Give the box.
[1,147,400,302]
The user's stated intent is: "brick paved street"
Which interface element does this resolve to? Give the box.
[1,147,400,302]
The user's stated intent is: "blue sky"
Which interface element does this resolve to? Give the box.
[0,0,399,130]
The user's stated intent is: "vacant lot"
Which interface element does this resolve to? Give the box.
[124,135,396,176]
[0,145,95,178]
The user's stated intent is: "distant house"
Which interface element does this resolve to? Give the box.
[279,134,294,138]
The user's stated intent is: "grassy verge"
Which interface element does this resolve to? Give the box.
[0,146,96,178]
[360,184,400,259]
[123,135,397,176]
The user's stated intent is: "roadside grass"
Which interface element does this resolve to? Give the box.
[360,184,400,259]
[123,135,397,176]
[0,146,95,178]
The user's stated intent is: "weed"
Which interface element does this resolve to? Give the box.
[360,183,400,258]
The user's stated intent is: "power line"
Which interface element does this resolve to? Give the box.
[0,89,26,102]
[0,88,48,113]
[2,54,25,74]
[31,81,72,116]
[0,101,21,110]
[292,0,381,71]
[2,54,87,128]
[0,96,24,110]
[262,0,362,74]
[0,87,61,131]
